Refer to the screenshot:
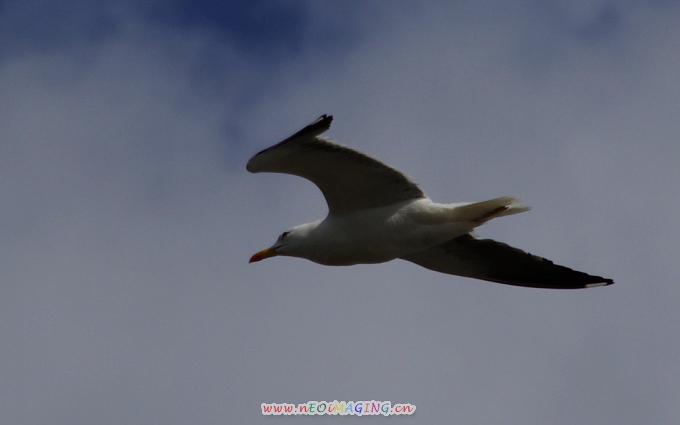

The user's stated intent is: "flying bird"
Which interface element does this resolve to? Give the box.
[247,115,613,289]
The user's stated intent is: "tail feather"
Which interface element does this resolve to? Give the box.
[450,196,531,224]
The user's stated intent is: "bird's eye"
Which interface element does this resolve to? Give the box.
[281,231,290,239]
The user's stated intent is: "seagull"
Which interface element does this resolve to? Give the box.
[247,115,613,289]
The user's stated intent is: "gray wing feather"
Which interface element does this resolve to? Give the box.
[400,234,614,289]
[246,115,425,215]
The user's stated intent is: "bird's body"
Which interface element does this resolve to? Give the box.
[286,197,527,266]
[247,115,613,289]
[316,199,465,265]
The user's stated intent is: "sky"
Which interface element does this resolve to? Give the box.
[1,0,679,423]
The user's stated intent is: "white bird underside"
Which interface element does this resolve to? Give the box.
[247,114,613,289]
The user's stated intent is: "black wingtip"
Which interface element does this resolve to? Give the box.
[290,114,333,139]
[247,114,335,170]
[281,114,332,142]
[314,114,333,129]
[584,278,615,288]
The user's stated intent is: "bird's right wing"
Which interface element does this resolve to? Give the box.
[246,115,426,216]
[400,233,614,289]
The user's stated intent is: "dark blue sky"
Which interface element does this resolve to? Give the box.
[147,0,308,50]
[0,0,369,62]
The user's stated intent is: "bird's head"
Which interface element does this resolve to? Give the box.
[249,223,315,263]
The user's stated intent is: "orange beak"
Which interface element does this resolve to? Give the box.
[249,247,278,263]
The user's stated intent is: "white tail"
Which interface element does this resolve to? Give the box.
[450,196,531,224]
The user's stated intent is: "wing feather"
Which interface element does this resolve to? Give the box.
[400,234,614,289]
[246,115,426,216]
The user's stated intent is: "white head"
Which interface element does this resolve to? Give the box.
[249,222,318,263]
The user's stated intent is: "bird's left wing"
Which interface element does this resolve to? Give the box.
[400,233,614,289]
[246,115,426,216]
